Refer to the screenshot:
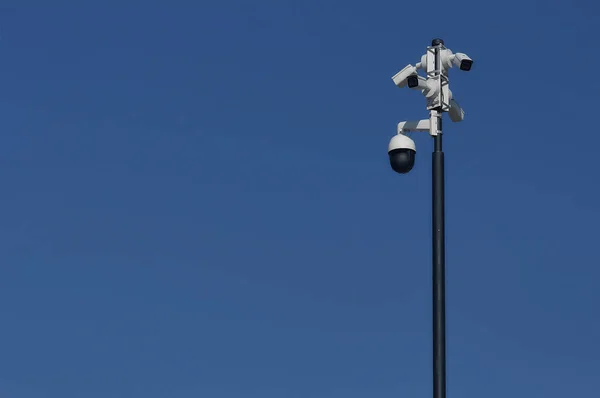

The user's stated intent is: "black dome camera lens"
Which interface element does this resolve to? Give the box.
[389,148,416,174]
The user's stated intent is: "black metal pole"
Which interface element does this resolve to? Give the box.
[432,132,446,398]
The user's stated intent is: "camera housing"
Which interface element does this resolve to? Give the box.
[392,64,418,88]
[453,53,473,71]
[448,98,465,122]
[388,134,416,174]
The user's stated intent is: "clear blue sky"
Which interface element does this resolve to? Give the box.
[0,1,599,397]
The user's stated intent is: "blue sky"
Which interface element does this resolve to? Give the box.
[0,1,599,397]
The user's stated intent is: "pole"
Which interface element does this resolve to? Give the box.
[429,38,447,398]
[432,127,446,398]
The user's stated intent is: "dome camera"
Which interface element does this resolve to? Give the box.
[388,134,416,174]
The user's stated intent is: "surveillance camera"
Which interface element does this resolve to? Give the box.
[453,53,473,71]
[392,64,418,88]
[388,134,416,174]
[448,98,465,122]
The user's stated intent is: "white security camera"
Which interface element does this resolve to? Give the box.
[448,98,465,122]
[388,133,416,174]
[453,53,473,71]
[392,64,418,88]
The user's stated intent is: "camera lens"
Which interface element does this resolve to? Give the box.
[460,60,472,71]
[407,75,419,88]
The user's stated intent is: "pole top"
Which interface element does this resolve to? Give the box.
[431,38,445,46]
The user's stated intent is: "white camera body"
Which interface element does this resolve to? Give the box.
[392,64,418,88]
[453,52,473,71]
[388,133,416,153]
[388,132,417,174]
[448,98,465,122]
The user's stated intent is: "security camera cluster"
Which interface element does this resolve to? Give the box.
[388,40,473,174]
